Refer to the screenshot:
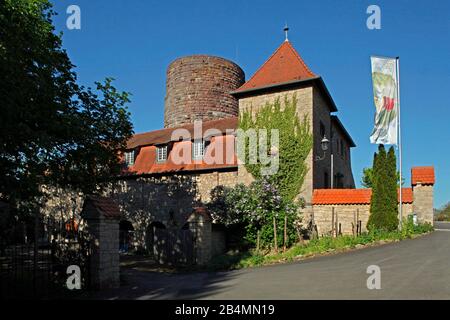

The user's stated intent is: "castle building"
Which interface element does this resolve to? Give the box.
[120,39,355,220]
[41,37,435,263]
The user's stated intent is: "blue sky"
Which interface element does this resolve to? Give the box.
[51,0,450,209]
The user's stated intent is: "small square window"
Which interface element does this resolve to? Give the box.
[156,145,168,162]
[125,150,135,166]
[192,140,205,160]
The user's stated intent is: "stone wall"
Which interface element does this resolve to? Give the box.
[81,197,121,290]
[312,88,332,191]
[187,208,212,265]
[211,226,226,257]
[109,170,237,249]
[42,169,237,253]
[313,203,413,236]
[413,184,434,224]
[237,85,314,204]
[330,120,355,189]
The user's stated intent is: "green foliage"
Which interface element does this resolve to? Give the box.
[208,221,433,270]
[367,145,399,231]
[361,167,374,188]
[0,0,134,209]
[207,179,301,249]
[435,202,450,221]
[361,166,402,188]
[238,96,313,202]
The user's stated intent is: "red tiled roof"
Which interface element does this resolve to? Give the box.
[127,117,238,149]
[123,134,237,176]
[411,166,435,185]
[85,196,121,218]
[312,188,413,205]
[234,41,316,93]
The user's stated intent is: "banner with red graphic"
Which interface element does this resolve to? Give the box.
[370,56,398,145]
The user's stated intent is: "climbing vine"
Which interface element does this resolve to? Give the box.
[238,95,313,202]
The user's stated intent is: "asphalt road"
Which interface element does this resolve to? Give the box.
[94,222,450,300]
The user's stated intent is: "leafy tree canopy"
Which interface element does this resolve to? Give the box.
[361,167,402,188]
[0,0,133,207]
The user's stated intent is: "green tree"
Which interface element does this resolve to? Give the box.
[385,146,399,229]
[435,202,450,221]
[367,145,399,231]
[361,167,374,188]
[207,180,300,250]
[361,167,402,188]
[0,1,133,211]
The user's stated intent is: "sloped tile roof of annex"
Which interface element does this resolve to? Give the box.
[312,188,413,205]
[127,117,238,149]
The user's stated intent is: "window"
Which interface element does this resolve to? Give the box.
[320,121,326,138]
[340,140,345,158]
[324,172,329,189]
[156,145,168,162]
[125,150,135,166]
[334,173,344,188]
[192,140,205,160]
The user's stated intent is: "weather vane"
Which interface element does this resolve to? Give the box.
[284,23,289,41]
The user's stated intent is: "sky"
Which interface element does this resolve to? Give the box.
[51,0,450,209]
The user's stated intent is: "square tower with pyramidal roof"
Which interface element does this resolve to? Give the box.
[231,39,356,212]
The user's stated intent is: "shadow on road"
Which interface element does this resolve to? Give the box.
[80,256,238,300]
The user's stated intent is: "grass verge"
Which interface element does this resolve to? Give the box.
[208,222,434,271]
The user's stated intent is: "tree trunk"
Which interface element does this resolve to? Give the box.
[256,229,260,252]
[273,216,278,253]
[283,215,287,252]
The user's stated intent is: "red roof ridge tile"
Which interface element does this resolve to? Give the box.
[235,40,316,92]
[411,166,435,185]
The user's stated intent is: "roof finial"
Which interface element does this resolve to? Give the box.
[284,23,289,42]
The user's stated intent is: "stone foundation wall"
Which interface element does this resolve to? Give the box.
[313,203,414,236]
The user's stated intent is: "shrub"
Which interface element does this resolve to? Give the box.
[207,178,301,250]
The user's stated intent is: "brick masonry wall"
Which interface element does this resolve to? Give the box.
[164,55,245,128]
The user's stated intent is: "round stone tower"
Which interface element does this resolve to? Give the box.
[164,55,245,128]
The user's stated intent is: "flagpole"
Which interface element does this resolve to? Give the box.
[396,56,403,231]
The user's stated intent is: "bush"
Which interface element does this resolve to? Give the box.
[207,178,302,250]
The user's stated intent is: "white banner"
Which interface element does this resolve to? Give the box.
[369,56,398,145]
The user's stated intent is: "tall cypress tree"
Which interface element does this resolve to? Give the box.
[368,145,389,231]
[386,147,399,230]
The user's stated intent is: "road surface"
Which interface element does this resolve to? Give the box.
[92,222,450,300]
